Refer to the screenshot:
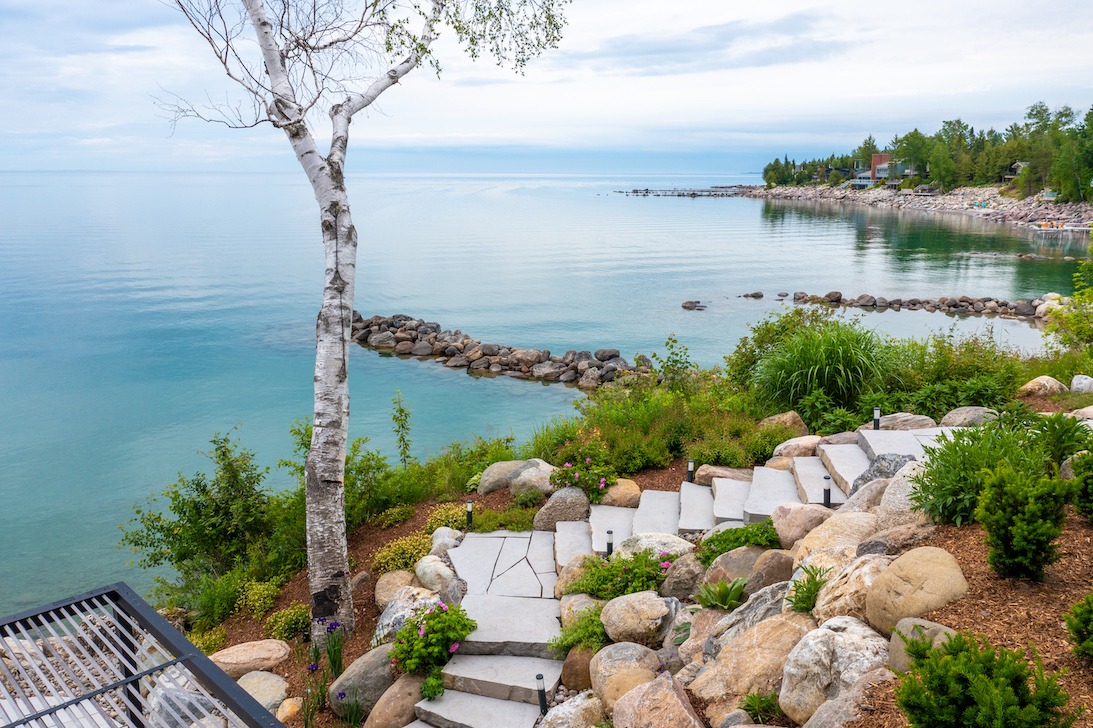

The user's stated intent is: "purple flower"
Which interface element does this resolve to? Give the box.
[337,692,346,700]
[448,642,459,653]
[316,617,327,625]
[327,621,340,634]
[308,662,318,672]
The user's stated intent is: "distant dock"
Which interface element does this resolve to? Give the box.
[616,185,751,198]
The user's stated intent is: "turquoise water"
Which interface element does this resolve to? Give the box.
[0,171,1085,615]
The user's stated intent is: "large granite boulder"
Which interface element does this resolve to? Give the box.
[772,503,833,549]
[602,478,642,508]
[534,487,590,531]
[589,642,660,714]
[614,533,693,560]
[237,671,287,712]
[660,553,705,601]
[1072,374,1093,394]
[477,460,527,495]
[703,545,767,587]
[1017,375,1068,397]
[793,512,879,572]
[328,643,395,718]
[856,524,935,558]
[209,640,290,679]
[541,691,604,728]
[703,581,790,662]
[773,435,824,458]
[778,617,889,725]
[374,570,415,611]
[799,667,895,728]
[510,458,558,495]
[372,586,441,646]
[873,461,924,530]
[678,607,731,665]
[759,411,809,437]
[414,555,456,593]
[690,613,815,724]
[940,406,997,427]
[362,673,424,728]
[601,591,679,646]
[746,549,795,595]
[865,547,968,635]
[813,554,894,622]
[850,454,914,495]
[835,478,888,514]
[612,673,704,728]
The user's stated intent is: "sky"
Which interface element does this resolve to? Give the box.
[1,0,1092,174]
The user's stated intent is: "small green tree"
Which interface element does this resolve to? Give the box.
[1046,246,1093,349]
[392,389,414,467]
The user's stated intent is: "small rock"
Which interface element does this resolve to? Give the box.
[561,593,605,628]
[940,406,998,427]
[660,553,705,600]
[237,671,287,712]
[541,690,604,728]
[1017,375,1068,397]
[600,591,678,646]
[614,533,694,560]
[1072,374,1093,394]
[275,697,301,723]
[374,571,414,611]
[372,586,441,646]
[534,487,591,531]
[562,646,597,692]
[602,478,642,507]
[773,435,824,458]
[362,674,424,728]
[209,640,290,680]
[694,465,754,486]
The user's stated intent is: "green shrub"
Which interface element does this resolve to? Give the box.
[548,605,610,657]
[187,625,227,654]
[911,424,1046,525]
[372,532,432,575]
[739,690,787,724]
[1071,451,1093,518]
[420,668,445,700]
[549,458,617,504]
[725,307,834,385]
[1036,412,1093,466]
[519,417,581,461]
[265,603,311,640]
[514,489,545,508]
[786,565,831,613]
[895,631,1078,728]
[751,321,894,410]
[192,567,248,629]
[650,334,700,396]
[425,503,466,533]
[389,601,477,674]
[236,579,281,620]
[468,506,537,533]
[694,578,747,610]
[695,521,779,567]
[974,465,1070,581]
[564,551,676,600]
[1046,247,1093,349]
[371,504,415,529]
[1065,591,1093,660]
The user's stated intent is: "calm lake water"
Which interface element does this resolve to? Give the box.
[0,171,1085,615]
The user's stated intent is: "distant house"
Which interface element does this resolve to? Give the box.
[1004,160,1030,183]
[871,153,892,183]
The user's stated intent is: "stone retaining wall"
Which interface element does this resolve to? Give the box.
[351,312,647,389]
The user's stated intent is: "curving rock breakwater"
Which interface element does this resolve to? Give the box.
[790,290,1067,320]
[351,312,649,389]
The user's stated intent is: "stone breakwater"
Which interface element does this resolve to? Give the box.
[741,184,1093,229]
[351,312,648,389]
[790,290,1067,320]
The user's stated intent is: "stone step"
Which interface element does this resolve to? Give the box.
[405,722,432,728]
[857,429,925,461]
[442,655,563,704]
[414,690,542,728]
[790,457,849,507]
[817,443,871,495]
[677,482,715,533]
[631,490,681,535]
[743,467,801,524]
[589,505,635,554]
[554,521,592,571]
[711,477,751,523]
[911,427,959,454]
[459,595,561,659]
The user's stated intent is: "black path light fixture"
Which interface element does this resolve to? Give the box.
[606,529,614,556]
[466,500,473,529]
[873,406,881,430]
[536,673,549,715]
[686,459,695,482]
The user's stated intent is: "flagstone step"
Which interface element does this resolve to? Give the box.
[711,477,751,523]
[911,426,958,452]
[459,595,561,659]
[589,505,635,554]
[857,429,925,461]
[678,482,715,533]
[790,457,849,507]
[441,654,563,704]
[414,690,542,728]
[553,521,592,571]
[744,467,801,524]
[631,490,681,535]
[817,443,871,495]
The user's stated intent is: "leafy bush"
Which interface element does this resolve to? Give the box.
[751,321,894,410]
[265,603,311,640]
[1071,451,1093,518]
[236,579,281,620]
[786,565,831,613]
[549,458,617,504]
[695,521,780,567]
[371,504,415,529]
[519,417,581,461]
[911,423,1046,525]
[514,489,546,508]
[372,532,432,575]
[187,626,227,654]
[694,578,747,610]
[1036,412,1093,466]
[974,465,1070,581]
[564,551,676,600]
[725,307,834,385]
[468,506,537,533]
[425,503,466,533]
[1046,247,1093,349]
[420,669,445,700]
[740,690,787,725]
[895,631,1078,728]
[650,334,700,396]
[389,601,477,674]
[1065,591,1093,660]
[191,567,248,629]
[548,605,610,656]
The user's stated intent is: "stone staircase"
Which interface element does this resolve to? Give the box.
[422,426,950,726]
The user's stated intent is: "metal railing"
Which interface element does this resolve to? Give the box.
[0,583,282,728]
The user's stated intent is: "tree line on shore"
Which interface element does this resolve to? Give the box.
[763,101,1093,202]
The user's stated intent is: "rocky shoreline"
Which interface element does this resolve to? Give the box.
[787,289,1067,320]
[351,312,646,389]
[741,184,1093,230]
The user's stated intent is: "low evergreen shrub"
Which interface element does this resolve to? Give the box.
[564,550,676,600]
[371,504,415,529]
[895,631,1079,728]
[467,506,537,533]
[974,465,1070,581]
[372,532,432,575]
[514,489,546,508]
[1071,451,1093,519]
[1065,591,1093,660]
[235,579,281,620]
[695,521,779,567]
[548,605,609,657]
[265,603,311,640]
[424,503,466,533]
[187,625,227,654]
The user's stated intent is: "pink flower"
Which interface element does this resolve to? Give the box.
[574,472,579,481]
[439,602,448,611]
[585,457,591,464]
[660,561,672,569]
[659,551,669,557]
[564,462,572,468]
[448,642,459,653]
[599,483,605,489]
[418,625,425,637]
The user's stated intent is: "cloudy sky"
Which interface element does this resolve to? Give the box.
[2,0,1092,174]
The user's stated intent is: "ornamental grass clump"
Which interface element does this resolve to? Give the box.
[785,565,830,613]
[974,465,1070,581]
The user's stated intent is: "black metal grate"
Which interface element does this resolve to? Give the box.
[0,583,282,728]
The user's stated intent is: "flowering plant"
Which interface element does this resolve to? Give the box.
[549,449,617,504]
[389,601,477,675]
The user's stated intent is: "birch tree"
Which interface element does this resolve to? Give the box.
[166,0,568,638]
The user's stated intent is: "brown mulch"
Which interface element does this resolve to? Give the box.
[630,456,691,491]
[217,487,514,728]
[844,507,1093,728]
